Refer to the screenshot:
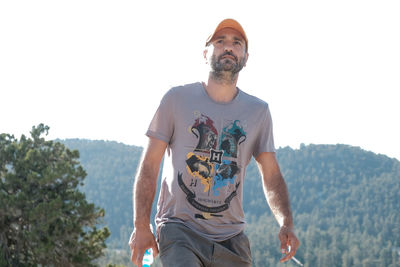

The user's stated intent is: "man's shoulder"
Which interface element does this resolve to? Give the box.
[161,82,202,102]
[239,89,269,109]
[169,82,202,94]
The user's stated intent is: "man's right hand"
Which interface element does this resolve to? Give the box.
[129,226,159,267]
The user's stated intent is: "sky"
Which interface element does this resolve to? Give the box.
[1,0,399,160]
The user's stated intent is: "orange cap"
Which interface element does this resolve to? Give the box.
[205,18,248,51]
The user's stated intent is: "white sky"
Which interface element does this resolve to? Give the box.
[1,0,399,160]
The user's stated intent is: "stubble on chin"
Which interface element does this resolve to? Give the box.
[210,55,246,83]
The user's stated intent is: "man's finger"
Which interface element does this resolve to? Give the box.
[280,249,296,263]
[136,252,144,267]
[279,236,289,254]
[152,242,159,258]
[130,249,136,265]
[130,246,142,266]
[288,233,300,253]
[280,237,299,263]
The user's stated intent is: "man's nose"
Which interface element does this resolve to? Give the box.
[224,43,234,52]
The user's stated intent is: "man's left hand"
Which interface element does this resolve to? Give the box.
[278,225,300,263]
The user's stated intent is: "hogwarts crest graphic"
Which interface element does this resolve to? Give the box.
[179,111,247,220]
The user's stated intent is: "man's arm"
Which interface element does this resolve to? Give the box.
[129,137,167,267]
[255,152,300,263]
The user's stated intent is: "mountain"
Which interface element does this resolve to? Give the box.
[61,139,400,267]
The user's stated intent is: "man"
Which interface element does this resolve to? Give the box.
[129,18,300,267]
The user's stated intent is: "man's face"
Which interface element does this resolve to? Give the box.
[205,28,249,76]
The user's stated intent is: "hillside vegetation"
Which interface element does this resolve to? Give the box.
[62,139,400,267]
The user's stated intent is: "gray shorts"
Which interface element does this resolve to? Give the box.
[158,222,252,267]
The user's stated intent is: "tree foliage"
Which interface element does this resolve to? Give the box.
[60,140,400,267]
[0,124,109,266]
[244,144,400,267]
[60,139,144,250]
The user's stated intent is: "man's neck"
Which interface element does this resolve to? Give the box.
[203,74,239,103]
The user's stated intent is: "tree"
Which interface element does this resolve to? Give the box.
[0,124,109,266]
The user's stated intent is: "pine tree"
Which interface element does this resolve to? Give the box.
[0,124,109,266]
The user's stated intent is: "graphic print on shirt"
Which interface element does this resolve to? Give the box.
[213,160,239,196]
[190,112,218,152]
[178,111,247,220]
[219,120,246,158]
[185,152,214,193]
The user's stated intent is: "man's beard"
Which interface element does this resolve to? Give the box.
[210,51,246,82]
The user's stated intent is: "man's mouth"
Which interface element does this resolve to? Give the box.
[222,55,235,60]
[219,52,237,62]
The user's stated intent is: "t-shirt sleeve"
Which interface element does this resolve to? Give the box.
[146,89,175,144]
[253,104,276,157]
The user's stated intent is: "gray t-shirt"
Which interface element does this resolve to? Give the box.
[147,82,275,242]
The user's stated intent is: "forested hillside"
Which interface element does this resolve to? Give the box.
[245,144,400,267]
[60,139,143,249]
[61,140,400,267]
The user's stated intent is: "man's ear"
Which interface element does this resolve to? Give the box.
[203,48,209,64]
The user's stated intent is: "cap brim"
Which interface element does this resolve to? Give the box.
[206,19,248,51]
